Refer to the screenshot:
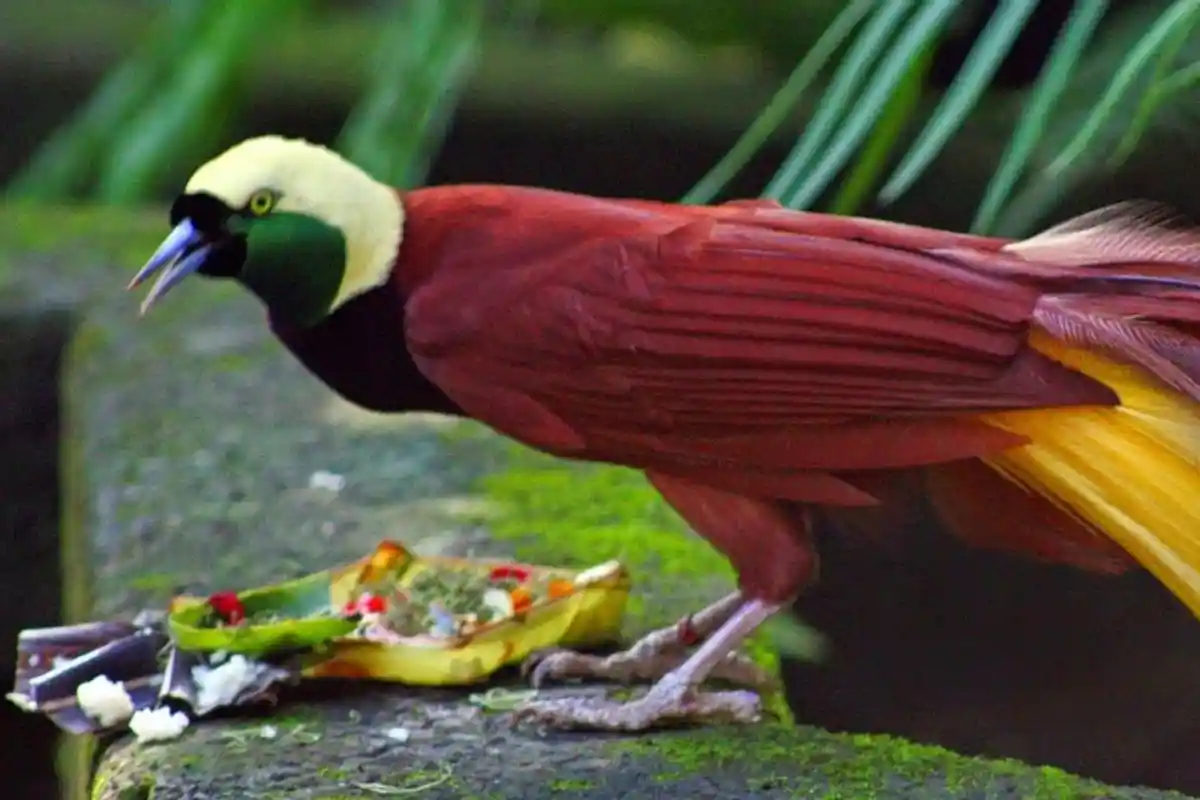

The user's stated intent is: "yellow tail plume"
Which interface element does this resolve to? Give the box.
[981,331,1200,618]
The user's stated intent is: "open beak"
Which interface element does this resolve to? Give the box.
[127,219,216,315]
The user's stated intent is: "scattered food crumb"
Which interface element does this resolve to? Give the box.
[384,727,410,743]
[352,764,453,795]
[129,706,190,743]
[192,655,268,712]
[289,723,322,744]
[468,687,540,712]
[258,724,278,740]
[76,675,135,728]
[308,470,346,492]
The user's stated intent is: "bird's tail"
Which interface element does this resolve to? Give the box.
[977,333,1200,616]
[930,203,1200,617]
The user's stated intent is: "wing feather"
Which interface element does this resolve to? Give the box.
[405,198,1118,496]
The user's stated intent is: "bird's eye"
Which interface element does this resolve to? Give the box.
[247,189,277,217]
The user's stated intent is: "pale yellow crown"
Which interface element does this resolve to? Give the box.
[184,135,404,311]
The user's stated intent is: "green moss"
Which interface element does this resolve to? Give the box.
[460,431,1183,799]
[468,433,795,720]
[114,775,155,800]
[126,571,186,593]
[548,777,595,792]
[612,724,1180,799]
[89,769,107,800]
[0,203,163,260]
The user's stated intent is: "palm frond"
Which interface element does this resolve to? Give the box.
[993,0,1200,235]
[828,38,934,215]
[762,2,916,205]
[1048,0,1200,179]
[682,0,874,205]
[1107,7,1198,166]
[773,0,961,211]
[337,0,485,189]
[4,0,213,202]
[879,0,1041,203]
[94,0,304,204]
[971,0,1112,233]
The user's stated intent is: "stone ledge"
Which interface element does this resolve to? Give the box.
[0,205,1189,799]
[93,684,1184,800]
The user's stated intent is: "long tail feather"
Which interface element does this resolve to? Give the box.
[980,332,1200,617]
[935,202,1200,616]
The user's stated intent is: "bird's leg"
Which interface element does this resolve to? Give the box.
[512,472,815,732]
[512,597,782,730]
[523,590,775,691]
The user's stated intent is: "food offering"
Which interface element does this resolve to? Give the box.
[9,541,630,739]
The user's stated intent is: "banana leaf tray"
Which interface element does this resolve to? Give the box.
[8,541,630,735]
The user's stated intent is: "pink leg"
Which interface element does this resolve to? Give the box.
[512,597,781,730]
[523,590,776,691]
[512,473,815,732]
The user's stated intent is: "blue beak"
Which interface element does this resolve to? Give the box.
[127,219,215,315]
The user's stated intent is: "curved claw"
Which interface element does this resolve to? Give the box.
[519,647,559,680]
[521,647,584,689]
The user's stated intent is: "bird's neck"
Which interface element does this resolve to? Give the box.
[269,277,464,417]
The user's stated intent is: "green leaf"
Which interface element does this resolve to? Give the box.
[534,0,854,67]
[681,0,874,205]
[4,0,213,202]
[778,0,961,210]
[168,571,355,657]
[829,38,935,216]
[762,613,827,663]
[95,0,304,204]
[1159,59,1200,96]
[971,0,1110,233]
[762,2,915,204]
[878,0,1041,203]
[1107,5,1200,168]
[1044,0,1200,178]
[337,0,485,188]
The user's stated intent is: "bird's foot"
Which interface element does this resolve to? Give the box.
[523,645,775,691]
[520,591,773,691]
[511,672,762,732]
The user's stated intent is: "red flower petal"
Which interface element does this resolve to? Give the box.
[363,595,387,614]
[489,565,532,583]
[207,591,246,624]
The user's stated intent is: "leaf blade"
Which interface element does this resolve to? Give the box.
[1044,0,1200,177]
[878,0,1042,203]
[970,0,1111,233]
[761,2,916,203]
[682,0,874,205]
[780,0,962,210]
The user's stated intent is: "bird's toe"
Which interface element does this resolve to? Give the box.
[521,647,597,689]
[510,680,764,732]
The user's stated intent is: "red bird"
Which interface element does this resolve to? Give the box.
[130,136,1200,731]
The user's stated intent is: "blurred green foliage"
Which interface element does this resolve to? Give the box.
[534,0,849,64]
[337,0,485,188]
[6,0,1199,237]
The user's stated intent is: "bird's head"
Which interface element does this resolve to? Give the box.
[129,136,404,327]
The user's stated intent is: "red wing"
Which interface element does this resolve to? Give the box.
[406,212,1114,488]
